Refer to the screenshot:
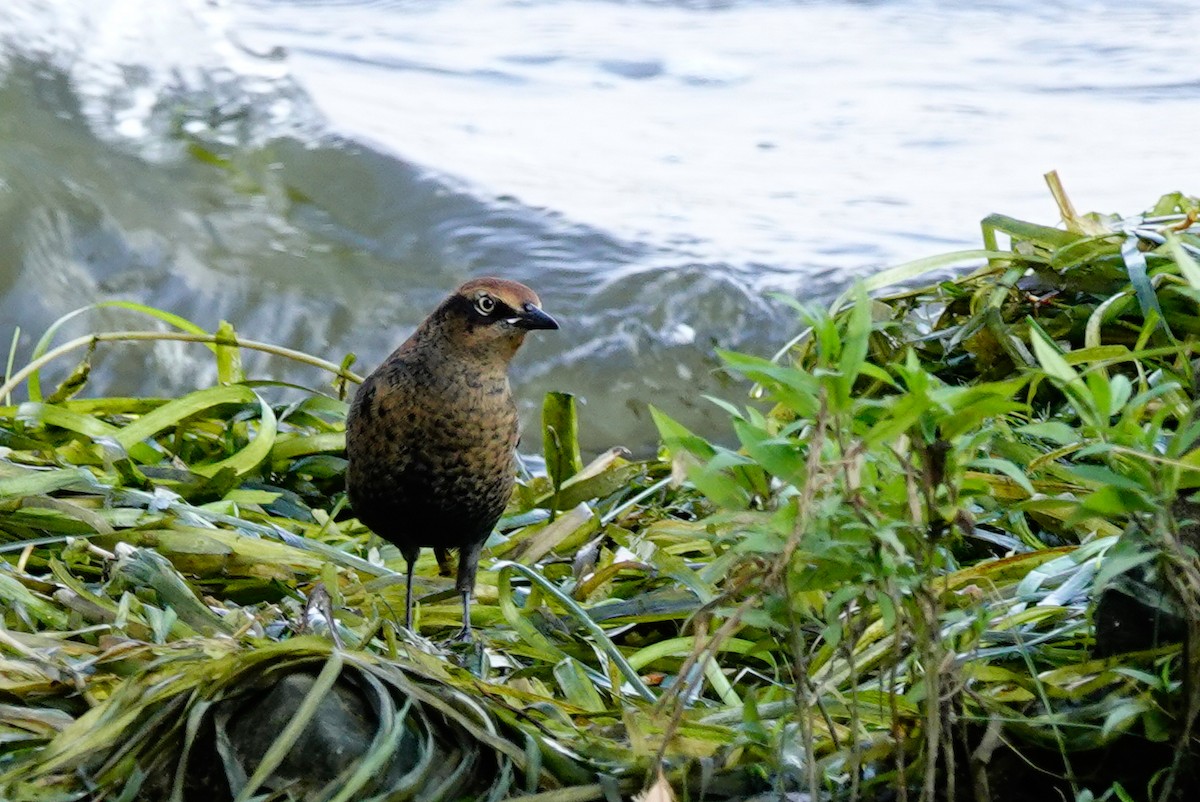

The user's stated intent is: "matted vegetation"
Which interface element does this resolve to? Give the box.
[1,176,1198,801]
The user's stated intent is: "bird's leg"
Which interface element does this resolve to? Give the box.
[404,560,415,631]
[434,547,454,577]
[454,589,473,642]
[451,540,484,641]
[400,544,420,632]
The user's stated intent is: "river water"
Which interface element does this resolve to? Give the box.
[0,0,1196,452]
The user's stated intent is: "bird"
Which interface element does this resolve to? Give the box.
[345,277,558,639]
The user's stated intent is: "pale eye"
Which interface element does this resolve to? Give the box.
[474,295,496,316]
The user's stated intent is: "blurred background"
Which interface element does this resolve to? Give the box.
[0,0,1195,454]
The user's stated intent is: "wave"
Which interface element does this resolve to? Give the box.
[0,0,796,453]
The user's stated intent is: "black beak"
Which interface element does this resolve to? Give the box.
[514,303,559,331]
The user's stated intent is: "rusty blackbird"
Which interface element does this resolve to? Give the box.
[345,278,558,638]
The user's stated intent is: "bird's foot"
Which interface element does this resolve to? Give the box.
[441,626,486,675]
[444,625,474,644]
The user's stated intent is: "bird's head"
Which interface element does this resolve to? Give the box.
[431,277,558,360]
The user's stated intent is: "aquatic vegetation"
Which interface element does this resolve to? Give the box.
[0,178,1198,800]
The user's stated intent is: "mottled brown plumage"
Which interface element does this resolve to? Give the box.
[345,278,558,638]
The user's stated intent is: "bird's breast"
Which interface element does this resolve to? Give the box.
[344,358,520,542]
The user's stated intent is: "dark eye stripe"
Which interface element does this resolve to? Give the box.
[468,298,517,322]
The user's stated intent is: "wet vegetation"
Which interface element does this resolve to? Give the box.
[1,176,1199,801]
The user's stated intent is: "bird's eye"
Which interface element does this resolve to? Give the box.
[474,295,496,316]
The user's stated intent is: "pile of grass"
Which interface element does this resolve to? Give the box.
[0,176,1198,801]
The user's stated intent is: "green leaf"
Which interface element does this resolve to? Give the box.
[649,405,716,461]
[271,432,346,462]
[1094,543,1158,592]
[1078,485,1155,517]
[1168,234,1200,289]
[214,320,245,385]
[835,283,872,405]
[548,449,641,511]
[968,458,1034,497]
[1028,318,1097,425]
[1016,421,1078,445]
[689,462,755,509]
[981,213,1081,250]
[107,385,277,478]
[732,418,804,484]
[552,658,607,712]
[542,391,584,490]
[828,249,1013,314]
[1068,464,1147,492]
[0,574,70,629]
[17,402,161,464]
[495,561,656,703]
[717,350,820,418]
[26,301,207,402]
[1120,235,1168,336]
[0,466,96,502]
[1027,319,1080,386]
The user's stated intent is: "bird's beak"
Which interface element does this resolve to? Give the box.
[512,303,559,330]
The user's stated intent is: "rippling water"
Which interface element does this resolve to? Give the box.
[0,0,1196,452]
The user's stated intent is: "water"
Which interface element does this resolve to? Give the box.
[0,0,1196,453]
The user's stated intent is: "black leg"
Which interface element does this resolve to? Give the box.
[434,547,454,577]
[452,540,483,640]
[400,544,420,632]
[403,558,416,631]
[452,589,472,641]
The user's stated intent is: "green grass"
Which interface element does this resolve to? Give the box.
[0,175,1198,801]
